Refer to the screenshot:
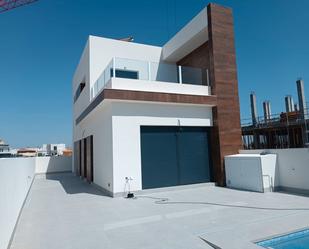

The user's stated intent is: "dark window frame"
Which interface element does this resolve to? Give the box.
[74,82,86,102]
[110,68,139,80]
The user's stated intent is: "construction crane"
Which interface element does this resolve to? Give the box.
[0,0,37,13]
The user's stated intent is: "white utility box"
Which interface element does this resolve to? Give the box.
[225,154,277,193]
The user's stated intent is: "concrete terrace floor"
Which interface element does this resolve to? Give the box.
[10,173,309,249]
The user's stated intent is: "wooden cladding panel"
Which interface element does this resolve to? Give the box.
[207,3,242,185]
[74,135,93,183]
[177,42,210,69]
[74,141,81,176]
[80,139,86,178]
[103,89,217,105]
[174,3,242,186]
[86,136,93,183]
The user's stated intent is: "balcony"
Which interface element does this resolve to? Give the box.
[91,57,210,99]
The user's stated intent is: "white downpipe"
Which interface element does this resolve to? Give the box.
[148,61,151,81]
[178,65,182,84]
[112,57,116,78]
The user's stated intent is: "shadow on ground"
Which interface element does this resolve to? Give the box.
[45,172,109,197]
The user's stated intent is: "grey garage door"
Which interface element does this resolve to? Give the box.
[141,126,212,189]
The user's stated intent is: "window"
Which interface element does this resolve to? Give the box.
[74,82,85,102]
[110,69,139,80]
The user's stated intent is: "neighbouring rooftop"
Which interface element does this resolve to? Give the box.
[10,173,309,249]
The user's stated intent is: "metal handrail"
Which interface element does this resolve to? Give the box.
[241,108,309,128]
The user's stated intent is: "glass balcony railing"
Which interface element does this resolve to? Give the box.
[91,57,210,98]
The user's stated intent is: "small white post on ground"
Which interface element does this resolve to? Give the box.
[125,177,134,198]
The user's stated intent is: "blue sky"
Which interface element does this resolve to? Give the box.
[1,0,309,148]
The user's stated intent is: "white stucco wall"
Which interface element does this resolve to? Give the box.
[0,156,72,249]
[74,102,114,193]
[240,148,309,191]
[73,33,213,171]
[74,100,213,195]
[0,158,35,249]
[74,35,187,120]
[73,40,90,119]
[111,101,213,194]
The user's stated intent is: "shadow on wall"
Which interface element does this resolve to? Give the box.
[36,156,72,174]
[45,171,108,197]
[274,153,280,188]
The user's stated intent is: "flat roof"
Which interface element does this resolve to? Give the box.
[10,173,309,249]
[162,7,208,62]
[87,6,208,63]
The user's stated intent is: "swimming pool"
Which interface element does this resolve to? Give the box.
[256,229,309,249]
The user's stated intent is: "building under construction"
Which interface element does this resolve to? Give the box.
[242,79,309,149]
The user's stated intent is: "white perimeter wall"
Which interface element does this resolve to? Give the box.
[35,156,72,174]
[240,148,309,191]
[111,101,213,194]
[0,158,35,249]
[0,156,72,249]
[225,154,277,193]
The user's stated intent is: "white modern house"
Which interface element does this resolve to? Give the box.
[41,143,66,156]
[0,139,11,158]
[72,3,242,196]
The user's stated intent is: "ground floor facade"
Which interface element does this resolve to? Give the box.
[73,100,214,196]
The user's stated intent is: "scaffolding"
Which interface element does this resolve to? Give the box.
[242,108,309,149]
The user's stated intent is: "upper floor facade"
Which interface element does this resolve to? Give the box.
[73,7,211,120]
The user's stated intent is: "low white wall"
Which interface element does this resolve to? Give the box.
[225,155,264,192]
[0,158,35,249]
[240,148,309,192]
[0,156,72,249]
[35,156,72,174]
[261,155,278,189]
[225,154,277,193]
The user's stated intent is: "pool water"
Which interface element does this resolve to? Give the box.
[257,229,309,249]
